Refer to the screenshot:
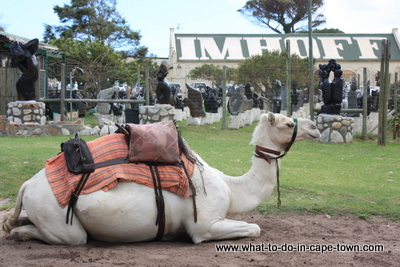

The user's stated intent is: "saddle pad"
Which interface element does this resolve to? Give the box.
[45,133,194,208]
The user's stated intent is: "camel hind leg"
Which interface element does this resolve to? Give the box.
[2,179,28,234]
[4,169,88,245]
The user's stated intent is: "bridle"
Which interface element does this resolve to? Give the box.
[254,118,298,163]
[253,118,298,208]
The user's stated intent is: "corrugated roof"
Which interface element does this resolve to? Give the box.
[0,31,61,55]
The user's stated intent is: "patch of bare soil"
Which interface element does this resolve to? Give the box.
[1,206,399,267]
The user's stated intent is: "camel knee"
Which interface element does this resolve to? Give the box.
[2,212,19,234]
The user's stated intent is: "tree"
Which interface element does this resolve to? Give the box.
[237,50,310,96]
[43,0,147,56]
[237,0,326,34]
[187,64,237,88]
[298,28,344,34]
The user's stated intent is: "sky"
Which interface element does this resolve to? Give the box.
[1,0,400,58]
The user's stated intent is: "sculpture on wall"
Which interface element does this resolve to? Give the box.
[155,61,172,105]
[11,38,39,101]
[319,59,344,115]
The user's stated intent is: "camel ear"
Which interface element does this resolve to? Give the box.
[267,112,276,126]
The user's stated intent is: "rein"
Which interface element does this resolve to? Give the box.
[254,118,298,208]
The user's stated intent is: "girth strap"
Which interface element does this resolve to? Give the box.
[148,164,165,241]
[65,157,129,225]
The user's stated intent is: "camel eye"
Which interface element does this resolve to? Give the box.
[287,123,294,128]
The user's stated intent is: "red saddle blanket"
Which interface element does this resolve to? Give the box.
[45,133,194,208]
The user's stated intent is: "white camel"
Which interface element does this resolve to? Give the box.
[2,113,320,245]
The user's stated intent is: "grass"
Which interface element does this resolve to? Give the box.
[0,113,399,220]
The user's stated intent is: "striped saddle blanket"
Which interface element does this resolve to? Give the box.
[45,133,195,208]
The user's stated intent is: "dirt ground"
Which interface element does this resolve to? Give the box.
[1,199,399,267]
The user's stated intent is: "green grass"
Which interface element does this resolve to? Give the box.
[1,116,399,220]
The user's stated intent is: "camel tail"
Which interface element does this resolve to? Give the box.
[1,181,27,234]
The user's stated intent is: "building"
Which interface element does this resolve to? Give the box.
[166,28,400,88]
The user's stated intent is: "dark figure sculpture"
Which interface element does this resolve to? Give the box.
[183,84,206,117]
[11,38,39,101]
[170,85,183,109]
[244,82,254,108]
[319,59,344,115]
[271,80,282,113]
[155,62,172,105]
[227,85,248,115]
[347,77,359,117]
[204,86,220,113]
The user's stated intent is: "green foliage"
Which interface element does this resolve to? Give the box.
[187,64,237,87]
[43,0,145,54]
[237,0,326,33]
[298,28,345,33]
[237,50,310,94]
[387,113,400,140]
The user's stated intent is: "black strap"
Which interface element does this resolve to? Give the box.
[66,172,91,225]
[149,164,165,241]
[181,160,197,223]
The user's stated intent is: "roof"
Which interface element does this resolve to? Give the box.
[175,30,400,62]
[0,31,62,56]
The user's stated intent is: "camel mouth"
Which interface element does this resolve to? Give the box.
[308,133,320,140]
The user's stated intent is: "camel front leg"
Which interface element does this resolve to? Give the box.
[191,219,261,244]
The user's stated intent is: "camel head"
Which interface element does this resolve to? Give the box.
[250,113,320,151]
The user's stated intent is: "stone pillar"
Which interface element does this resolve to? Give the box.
[139,104,175,124]
[0,115,10,135]
[316,114,354,143]
[7,102,46,125]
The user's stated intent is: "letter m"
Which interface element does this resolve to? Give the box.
[197,37,244,60]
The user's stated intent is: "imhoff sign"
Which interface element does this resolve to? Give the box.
[175,33,400,62]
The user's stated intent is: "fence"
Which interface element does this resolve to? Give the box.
[0,68,19,115]
[0,68,44,115]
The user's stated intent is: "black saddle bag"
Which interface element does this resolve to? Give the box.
[61,133,95,174]
[61,133,95,224]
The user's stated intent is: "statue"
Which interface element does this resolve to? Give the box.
[204,86,220,113]
[155,61,172,105]
[227,85,248,115]
[347,77,359,117]
[183,84,206,117]
[271,80,282,113]
[318,59,344,115]
[244,82,254,108]
[11,38,39,101]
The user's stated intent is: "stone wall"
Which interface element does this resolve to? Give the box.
[1,119,100,137]
[7,102,46,125]
[316,114,354,143]
[139,105,175,124]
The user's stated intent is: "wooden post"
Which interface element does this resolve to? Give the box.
[145,66,150,106]
[362,68,368,140]
[60,63,66,121]
[378,39,390,146]
[286,40,291,117]
[126,86,131,109]
[394,72,398,113]
[307,0,314,121]
[222,66,227,130]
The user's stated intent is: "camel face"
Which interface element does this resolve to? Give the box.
[251,113,320,149]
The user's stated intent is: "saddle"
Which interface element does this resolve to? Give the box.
[61,120,198,241]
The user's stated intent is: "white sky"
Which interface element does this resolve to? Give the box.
[1,0,399,57]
